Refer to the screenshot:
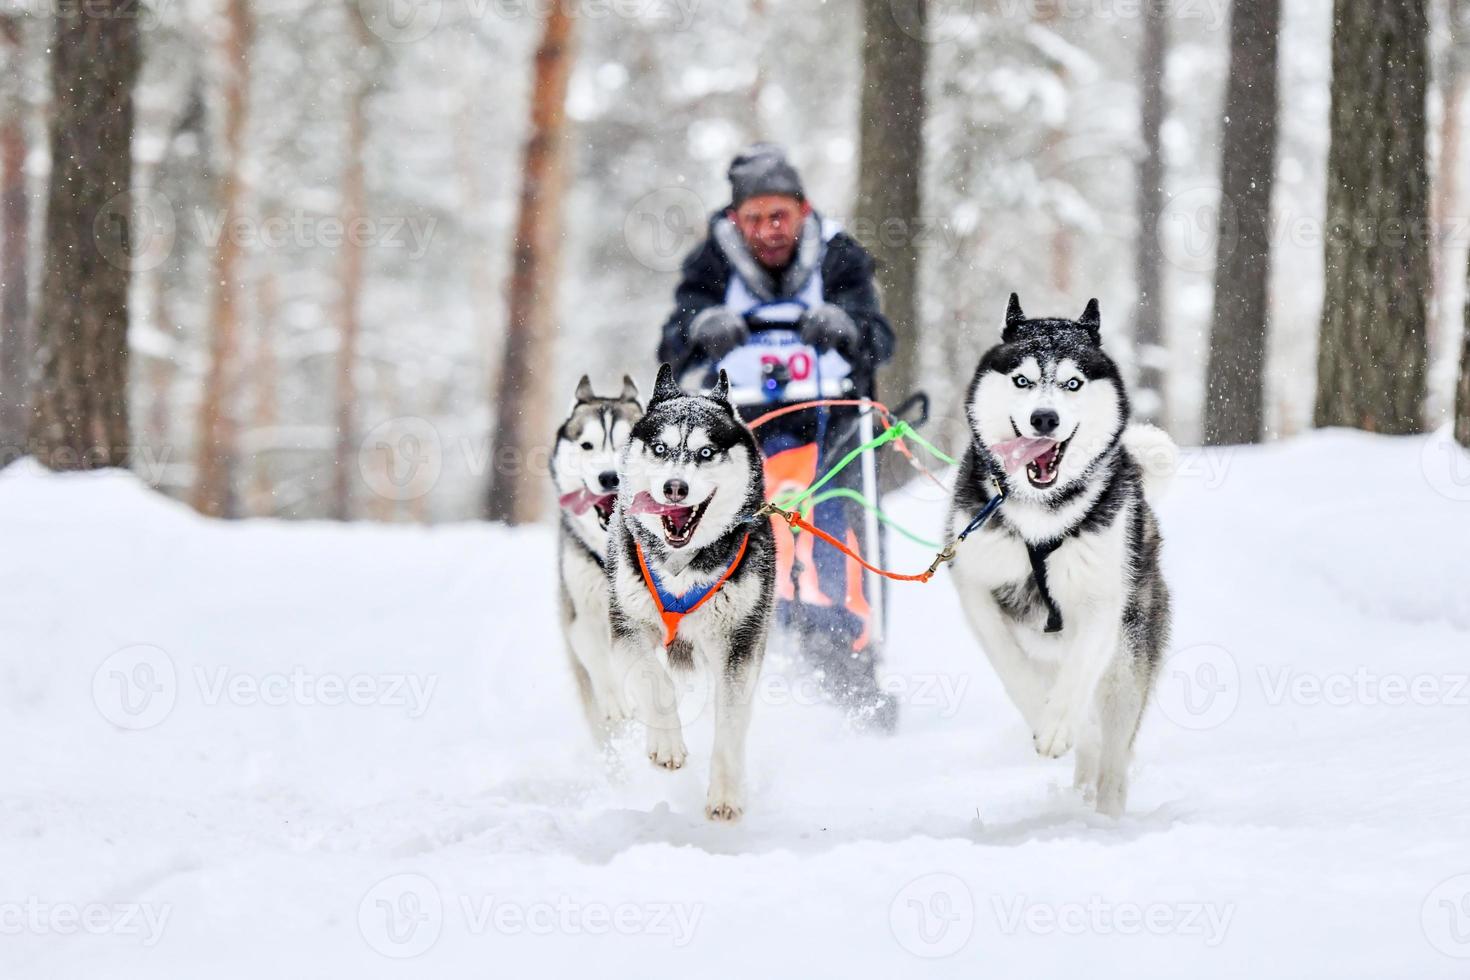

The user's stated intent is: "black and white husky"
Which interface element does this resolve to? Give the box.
[553,375,642,736]
[606,364,776,822]
[947,294,1175,816]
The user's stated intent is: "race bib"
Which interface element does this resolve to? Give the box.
[716,330,852,404]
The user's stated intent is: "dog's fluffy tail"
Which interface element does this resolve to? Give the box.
[1122,423,1178,500]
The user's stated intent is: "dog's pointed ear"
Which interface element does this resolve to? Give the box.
[573,374,595,403]
[709,368,731,406]
[1002,292,1026,342]
[620,374,640,405]
[1079,298,1101,342]
[649,362,682,405]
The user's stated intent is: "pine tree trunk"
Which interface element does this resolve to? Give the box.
[333,24,370,521]
[1430,0,1468,355]
[28,1,138,469]
[485,4,574,524]
[0,17,30,458]
[1203,0,1281,445]
[192,0,253,515]
[1457,246,1470,447]
[1132,1,1167,427]
[855,0,926,409]
[1313,0,1430,434]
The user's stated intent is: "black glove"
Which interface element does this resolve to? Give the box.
[688,307,750,361]
[799,304,861,359]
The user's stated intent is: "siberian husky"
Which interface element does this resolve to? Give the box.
[947,294,1175,816]
[553,374,642,736]
[606,364,776,821]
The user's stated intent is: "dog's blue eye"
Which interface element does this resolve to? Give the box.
[1013,376,1031,389]
[651,442,667,457]
[1064,378,1084,392]
[697,446,714,461]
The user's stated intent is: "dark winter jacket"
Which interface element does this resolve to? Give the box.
[657,210,896,393]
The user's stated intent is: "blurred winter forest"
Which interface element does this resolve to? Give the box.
[0,0,1468,521]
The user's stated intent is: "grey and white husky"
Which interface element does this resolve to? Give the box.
[606,364,776,822]
[553,375,642,736]
[947,294,1176,816]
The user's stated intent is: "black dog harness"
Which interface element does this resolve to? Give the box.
[1026,539,1065,633]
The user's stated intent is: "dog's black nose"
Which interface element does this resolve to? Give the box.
[663,479,689,503]
[597,470,618,491]
[1030,409,1060,436]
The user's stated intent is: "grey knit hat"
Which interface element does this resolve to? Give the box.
[727,143,805,206]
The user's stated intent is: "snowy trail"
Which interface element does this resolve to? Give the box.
[3,429,1469,978]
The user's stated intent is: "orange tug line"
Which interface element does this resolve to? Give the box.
[746,397,958,584]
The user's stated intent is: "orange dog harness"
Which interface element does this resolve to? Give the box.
[634,534,750,647]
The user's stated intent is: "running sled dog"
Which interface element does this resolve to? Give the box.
[947,294,1175,816]
[553,375,642,735]
[605,364,776,822]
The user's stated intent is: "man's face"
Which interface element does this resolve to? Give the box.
[731,194,811,270]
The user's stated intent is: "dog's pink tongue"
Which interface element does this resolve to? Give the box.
[558,489,614,515]
[989,436,1058,474]
[628,491,693,519]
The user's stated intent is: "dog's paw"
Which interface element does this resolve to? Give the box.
[704,782,745,822]
[1033,700,1074,759]
[704,800,743,822]
[1094,767,1128,818]
[646,729,688,770]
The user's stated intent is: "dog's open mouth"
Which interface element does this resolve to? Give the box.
[990,431,1071,489]
[559,489,617,529]
[590,494,615,530]
[1025,438,1068,487]
[630,490,714,549]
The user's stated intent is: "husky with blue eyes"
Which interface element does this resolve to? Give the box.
[606,363,776,822]
[947,294,1176,816]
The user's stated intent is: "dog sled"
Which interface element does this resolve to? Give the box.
[677,304,931,731]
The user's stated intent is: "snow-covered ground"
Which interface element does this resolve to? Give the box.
[3,428,1470,978]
